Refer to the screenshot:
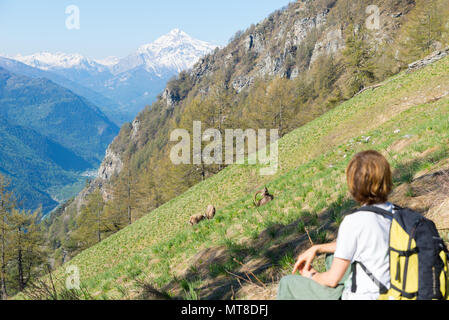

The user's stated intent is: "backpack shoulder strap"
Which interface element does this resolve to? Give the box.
[356,205,394,218]
[350,205,395,295]
[351,262,389,295]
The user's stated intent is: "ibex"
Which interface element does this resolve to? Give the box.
[254,187,274,207]
[189,205,216,226]
[205,205,216,220]
[189,214,206,226]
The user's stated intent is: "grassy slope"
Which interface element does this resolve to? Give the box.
[51,56,449,299]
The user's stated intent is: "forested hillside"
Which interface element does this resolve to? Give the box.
[44,0,449,265]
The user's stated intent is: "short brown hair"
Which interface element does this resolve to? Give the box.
[346,150,393,205]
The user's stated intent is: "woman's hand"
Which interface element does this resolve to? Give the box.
[292,246,318,275]
[300,267,318,279]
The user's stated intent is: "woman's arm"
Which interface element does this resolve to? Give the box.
[302,257,351,288]
[315,242,336,254]
[292,242,337,275]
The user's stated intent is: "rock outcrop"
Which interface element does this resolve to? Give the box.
[310,28,345,65]
[98,147,123,181]
[162,87,177,109]
[408,47,449,72]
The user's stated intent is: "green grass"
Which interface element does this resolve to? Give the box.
[46,56,449,299]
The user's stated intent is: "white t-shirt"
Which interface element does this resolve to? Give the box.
[334,202,394,300]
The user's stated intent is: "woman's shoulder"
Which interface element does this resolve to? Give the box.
[343,203,394,224]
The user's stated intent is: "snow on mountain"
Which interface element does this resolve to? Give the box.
[4,29,217,123]
[11,29,216,75]
[112,29,218,76]
[13,52,109,73]
[94,56,120,67]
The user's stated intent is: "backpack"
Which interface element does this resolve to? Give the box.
[350,205,449,300]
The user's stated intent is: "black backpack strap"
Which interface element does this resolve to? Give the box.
[357,205,394,218]
[350,205,395,295]
[351,263,357,293]
[351,262,389,295]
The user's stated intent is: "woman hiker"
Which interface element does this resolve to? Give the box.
[277,150,395,300]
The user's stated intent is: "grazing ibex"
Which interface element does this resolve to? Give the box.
[189,205,216,226]
[205,205,216,220]
[254,187,274,207]
[189,214,206,226]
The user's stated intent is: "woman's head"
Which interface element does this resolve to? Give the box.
[346,150,393,205]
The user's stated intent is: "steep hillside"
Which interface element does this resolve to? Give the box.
[43,52,449,300]
[0,67,119,212]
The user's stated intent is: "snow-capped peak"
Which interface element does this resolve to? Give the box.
[94,56,120,67]
[114,29,217,75]
[7,29,217,78]
[11,51,111,73]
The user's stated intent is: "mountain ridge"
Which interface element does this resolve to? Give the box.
[0,56,127,125]
[11,29,217,75]
[6,29,218,123]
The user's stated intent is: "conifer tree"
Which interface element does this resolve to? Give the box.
[9,208,46,292]
[244,77,298,138]
[72,190,105,250]
[105,165,138,227]
[343,24,376,96]
[399,0,449,63]
[0,175,14,300]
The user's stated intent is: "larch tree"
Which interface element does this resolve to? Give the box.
[244,77,298,138]
[399,0,449,63]
[9,208,46,292]
[72,189,106,250]
[342,24,376,96]
[0,174,14,300]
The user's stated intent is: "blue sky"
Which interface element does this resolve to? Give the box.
[0,0,292,59]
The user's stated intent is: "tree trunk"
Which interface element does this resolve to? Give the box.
[17,246,24,291]
[201,164,206,181]
[1,214,8,300]
[279,103,284,138]
[127,169,132,225]
[97,211,101,243]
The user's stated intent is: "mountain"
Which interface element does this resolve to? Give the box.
[0,67,119,212]
[112,29,218,76]
[24,0,449,300]
[12,52,109,74]
[0,56,127,125]
[10,29,217,124]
